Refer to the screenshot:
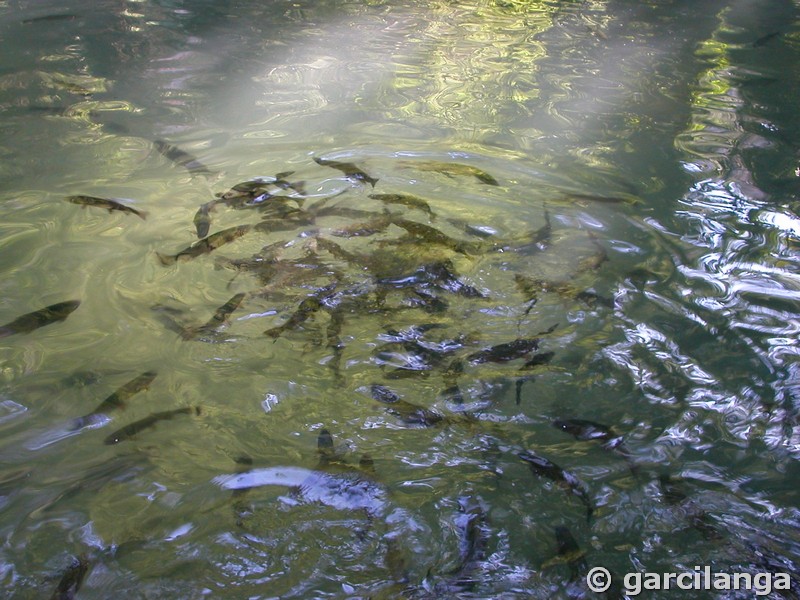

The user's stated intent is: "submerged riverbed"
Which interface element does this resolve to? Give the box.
[1,0,799,598]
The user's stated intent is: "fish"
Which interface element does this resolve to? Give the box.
[219,179,272,201]
[23,13,80,24]
[317,428,336,464]
[409,289,449,313]
[514,375,535,405]
[553,418,618,443]
[370,383,446,427]
[214,465,388,517]
[231,455,255,524]
[153,140,214,175]
[157,225,252,266]
[104,406,201,444]
[65,195,147,220]
[577,231,608,272]
[575,290,615,309]
[273,171,307,196]
[313,156,378,187]
[49,554,89,600]
[445,218,499,239]
[658,473,687,505]
[541,526,587,580]
[563,192,639,205]
[181,293,246,340]
[753,31,782,47]
[440,496,489,592]
[509,210,551,254]
[467,338,540,365]
[0,300,80,339]
[555,418,638,477]
[192,200,217,238]
[377,260,483,298]
[412,161,499,186]
[368,193,436,219]
[517,449,593,521]
[264,285,335,339]
[515,275,615,309]
[72,371,157,429]
[519,351,555,370]
[657,474,720,539]
[325,307,346,385]
[331,213,394,238]
[390,218,473,256]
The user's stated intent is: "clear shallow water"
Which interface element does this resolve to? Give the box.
[0,0,799,598]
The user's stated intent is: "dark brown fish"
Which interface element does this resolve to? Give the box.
[23,13,79,24]
[157,225,252,266]
[575,290,615,309]
[0,300,80,339]
[753,31,782,47]
[564,192,639,205]
[467,338,540,365]
[541,526,586,580]
[219,179,271,201]
[658,474,720,539]
[369,193,435,219]
[553,419,617,443]
[441,496,489,592]
[517,449,593,521]
[49,554,89,600]
[331,213,394,238]
[378,260,484,298]
[66,195,147,220]
[182,293,246,340]
[317,428,336,465]
[192,200,217,238]
[370,383,446,427]
[573,230,609,274]
[390,218,472,255]
[153,140,214,175]
[104,406,200,444]
[413,161,499,186]
[264,285,335,339]
[273,171,307,196]
[514,375,535,405]
[519,351,555,370]
[313,156,378,187]
[72,371,157,429]
[325,307,346,386]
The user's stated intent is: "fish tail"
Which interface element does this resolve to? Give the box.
[137,210,149,221]
[194,406,202,416]
[156,252,176,266]
[0,327,13,339]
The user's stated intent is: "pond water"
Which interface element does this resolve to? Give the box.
[1,0,799,598]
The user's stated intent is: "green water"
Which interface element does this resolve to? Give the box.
[1,0,799,598]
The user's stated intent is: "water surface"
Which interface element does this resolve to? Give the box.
[1,0,799,598]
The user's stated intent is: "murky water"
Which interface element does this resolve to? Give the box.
[1,0,799,598]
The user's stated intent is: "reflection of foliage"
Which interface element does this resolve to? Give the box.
[367,0,557,133]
